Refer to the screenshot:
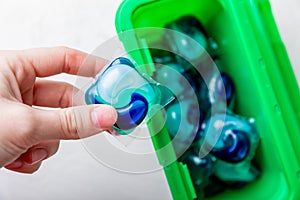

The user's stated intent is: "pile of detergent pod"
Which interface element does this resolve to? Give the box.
[150,16,261,198]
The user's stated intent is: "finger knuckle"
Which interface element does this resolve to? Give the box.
[59,108,79,139]
[58,83,74,108]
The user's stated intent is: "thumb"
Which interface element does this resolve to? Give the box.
[33,104,118,141]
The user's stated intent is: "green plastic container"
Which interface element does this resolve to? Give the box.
[115,0,300,199]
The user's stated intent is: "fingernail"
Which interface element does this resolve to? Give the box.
[31,148,48,165]
[92,105,118,129]
[7,159,23,169]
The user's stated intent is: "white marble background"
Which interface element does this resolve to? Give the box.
[0,0,298,200]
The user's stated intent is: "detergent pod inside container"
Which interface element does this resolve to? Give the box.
[198,113,261,182]
[85,57,175,135]
[164,15,209,66]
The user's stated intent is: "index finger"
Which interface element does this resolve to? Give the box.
[22,46,109,77]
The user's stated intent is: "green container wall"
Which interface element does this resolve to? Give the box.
[115,0,300,199]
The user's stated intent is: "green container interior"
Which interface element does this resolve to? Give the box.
[115,0,300,199]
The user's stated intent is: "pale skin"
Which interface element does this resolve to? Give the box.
[0,46,117,173]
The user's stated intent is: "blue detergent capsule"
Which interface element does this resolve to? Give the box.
[165,99,200,139]
[200,114,258,163]
[211,130,250,163]
[198,72,235,112]
[164,98,203,155]
[85,57,173,135]
[199,114,260,182]
[153,63,188,96]
[165,16,208,65]
[153,60,206,146]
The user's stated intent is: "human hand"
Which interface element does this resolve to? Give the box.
[0,47,117,173]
